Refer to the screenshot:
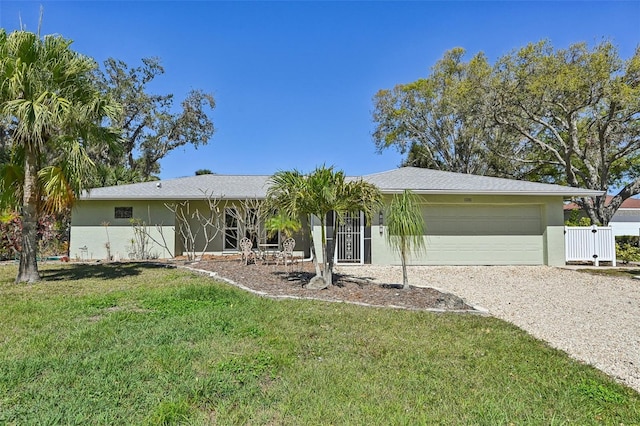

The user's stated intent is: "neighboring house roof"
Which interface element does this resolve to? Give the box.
[361,167,603,196]
[564,196,640,211]
[81,167,603,201]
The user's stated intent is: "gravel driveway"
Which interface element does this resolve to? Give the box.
[335,265,640,393]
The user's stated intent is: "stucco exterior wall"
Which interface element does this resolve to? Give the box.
[70,199,311,259]
[541,199,566,266]
[71,194,566,264]
[70,200,175,260]
[311,194,567,266]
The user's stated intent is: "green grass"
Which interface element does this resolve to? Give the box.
[1,263,639,425]
[576,267,640,279]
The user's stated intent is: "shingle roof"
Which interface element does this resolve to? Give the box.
[80,167,604,200]
[360,167,604,196]
[82,174,271,200]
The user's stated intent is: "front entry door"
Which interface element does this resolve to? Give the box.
[335,212,363,264]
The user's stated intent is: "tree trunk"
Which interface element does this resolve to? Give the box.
[580,176,640,226]
[324,238,334,286]
[16,146,41,283]
[402,263,409,290]
[401,246,409,290]
[324,217,340,286]
[308,218,322,277]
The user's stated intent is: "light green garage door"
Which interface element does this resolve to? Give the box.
[421,204,544,265]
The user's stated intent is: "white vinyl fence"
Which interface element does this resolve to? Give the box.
[565,226,616,266]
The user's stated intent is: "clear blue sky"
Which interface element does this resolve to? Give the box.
[1,1,639,179]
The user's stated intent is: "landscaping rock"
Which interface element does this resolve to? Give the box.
[305,275,329,290]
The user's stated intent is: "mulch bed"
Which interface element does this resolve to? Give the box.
[191,256,475,312]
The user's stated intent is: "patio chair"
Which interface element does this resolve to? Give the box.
[276,238,296,270]
[239,237,256,265]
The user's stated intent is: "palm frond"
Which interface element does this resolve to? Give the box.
[386,189,426,256]
[38,165,74,214]
[0,162,23,209]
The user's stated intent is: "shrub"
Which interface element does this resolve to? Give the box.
[564,209,594,226]
[0,212,21,261]
[616,243,640,264]
[0,212,68,260]
[615,235,639,247]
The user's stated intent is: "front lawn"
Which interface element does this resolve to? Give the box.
[1,263,638,424]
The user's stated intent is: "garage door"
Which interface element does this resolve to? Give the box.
[420,204,544,265]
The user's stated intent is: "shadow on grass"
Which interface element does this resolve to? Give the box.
[40,262,175,282]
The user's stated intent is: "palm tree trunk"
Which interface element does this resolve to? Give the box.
[324,238,334,285]
[308,216,322,276]
[309,241,322,276]
[401,262,409,290]
[319,217,329,283]
[324,219,339,285]
[401,241,409,290]
[16,146,41,283]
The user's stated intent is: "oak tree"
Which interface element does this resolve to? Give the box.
[493,40,640,225]
[373,40,640,225]
[94,58,215,184]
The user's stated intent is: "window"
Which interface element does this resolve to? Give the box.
[224,208,239,250]
[266,229,279,245]
[114,207,133,219]
[243,208,259,244]
[264,209,280,245]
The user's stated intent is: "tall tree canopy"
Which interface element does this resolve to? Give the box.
[372,48,513,176]
[0,29,120,282]
[373,40,640,225]
[493,40,640,225]
[92,57,215,185]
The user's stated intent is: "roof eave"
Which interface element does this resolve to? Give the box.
[379,189,605,197]
[79,195,268,201]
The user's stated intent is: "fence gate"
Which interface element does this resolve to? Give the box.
[565,226,616,266]
[335,212,364,264]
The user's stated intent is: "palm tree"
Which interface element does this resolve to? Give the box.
[264,212,301,239]
[266,165,381,285]
[385,189,426,289]
[0,30,119,283]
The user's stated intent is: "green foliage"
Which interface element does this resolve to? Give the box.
[92,58,216,185]
[374,39,640,226]
[372,48,504,176]
[194,168,213,175]
[386,190,426,288]
[1,263,639,424]
[266,165,382,283]
[615,236,640,264]
[616,243,640,264]
[577,379,627,404]
[564,209,593,226]
[0,29,119,281]
[616,235,640,246]
[264,211,301,239]
[386,190,426,249]
[0,210,20,260]
[0,30,121,208]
